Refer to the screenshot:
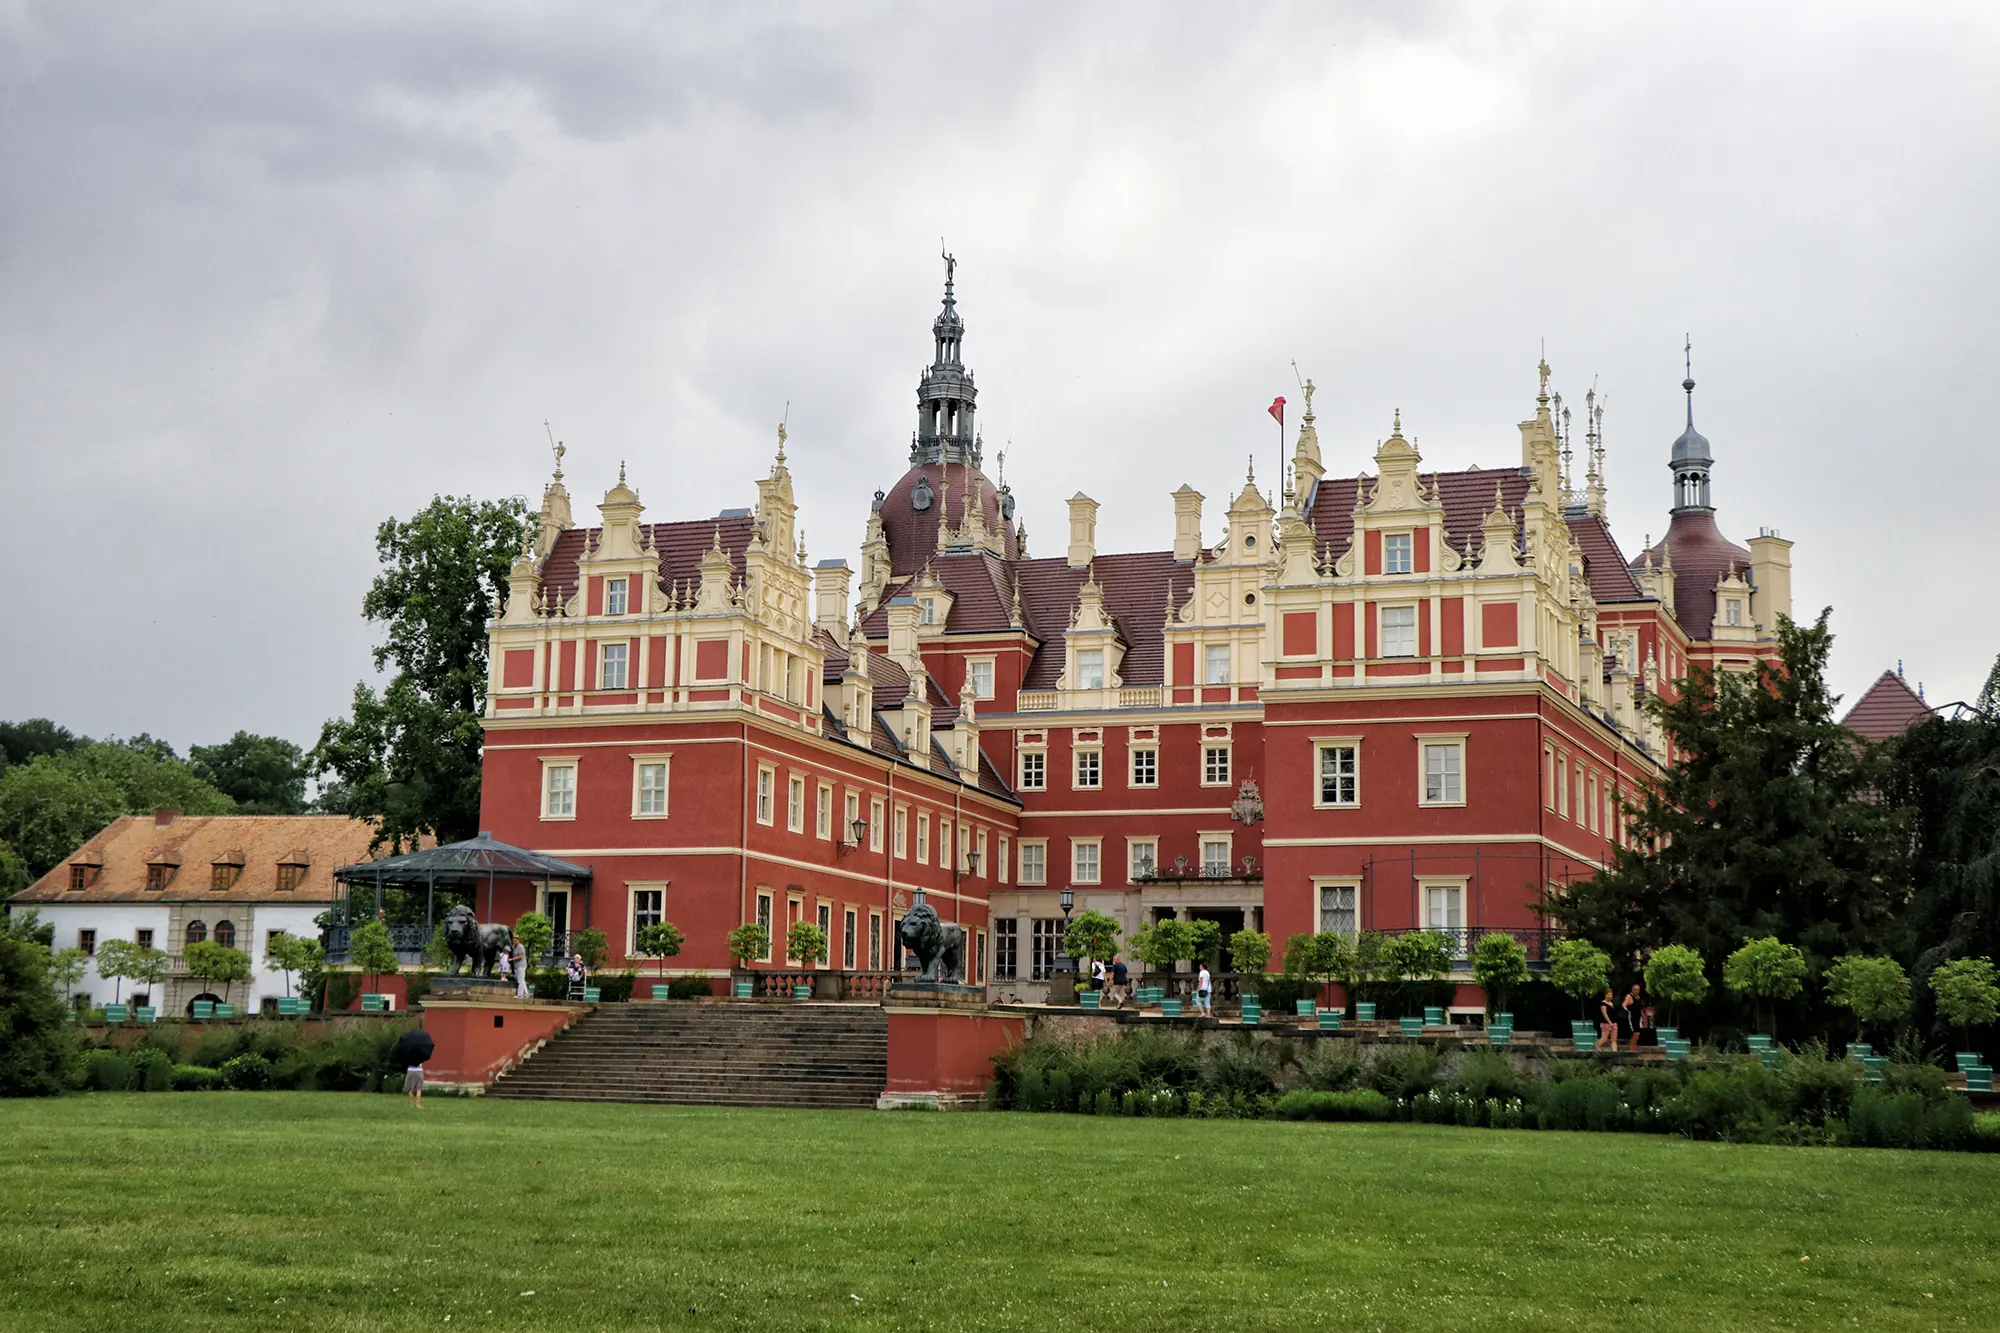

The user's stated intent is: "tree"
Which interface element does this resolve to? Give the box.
[1550,939,1612,1019]
[1824,954,1910,1043]
[1228,929,1272,976]
[1063,910,1121,967]
[786,920,828,970]
[1724,936,1807,1037]
[573,927,610,973]
[265,933,325,999]
[1330,931,1385,1009]
[189,732,309,814]
[727,923,771,966]
[93,938,140,1004]
[1131,919,1192,974]
[635,921,686,979]
[423,924,452,970]
[126,946,169,1005]
[344,921,399,998]
[1643,944,1711,1028]
[0,845,29,902]
[0,743,233,879]
[1187,919,1223,967]
[1471,933,1529,1017]
[183,940,253,1006]
[513,911,554,965]
[1552,613,1910,979]
[1885,671,2000,978]
[311,495,532,851]
[1384,931,1453,985]
[0,914,76,1096]
[48,947,89,1006]
[1929,957,2000,1049]
[0,718,82,772]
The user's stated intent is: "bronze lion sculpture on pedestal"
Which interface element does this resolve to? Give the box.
[897,902,966,983]
[442,904,514,979]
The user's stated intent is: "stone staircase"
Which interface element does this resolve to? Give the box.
[487,1001,888,1109]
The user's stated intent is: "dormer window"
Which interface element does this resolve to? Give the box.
[1076,649,1105,691]
[1724,599,1743,627]
[211,864,239,891]
[606,578,628,616]
[920,598,936,626]
[68,865,92,892]
[1385,532,1413,574]
[146,864,174,892]
[276,864,306,892]
[1204,645,1231,685]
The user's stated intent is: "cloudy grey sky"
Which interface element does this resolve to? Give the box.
[3,1,1996,754]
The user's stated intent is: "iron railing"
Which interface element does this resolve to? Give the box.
[1373,925,1560,966]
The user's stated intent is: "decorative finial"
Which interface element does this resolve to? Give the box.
[544,421,565,479]
[1302,377,1315,420]
[618,459,626,486]
[1682,334,1696,425]
[1246,454,1256,485]
[1537,355,1551,405]
[1391,407,1402,437]
[940,239,956,291]
[776,420,787,461]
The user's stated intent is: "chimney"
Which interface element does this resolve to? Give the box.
[1747,531,1792,631]
[1066,493,1099,569]
[814,559,853,636]
[1172,485,1204,562]
[154,807,180,828]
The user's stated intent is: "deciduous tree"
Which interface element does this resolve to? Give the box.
[1825,954,1910,1043]
[1642,944,1711,1028]
[1724,936,1807,1037]
[1472,933,1529,1017]
[189,732,309,814]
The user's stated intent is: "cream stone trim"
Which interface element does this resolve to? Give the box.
[539,756,580,821]
[630,753,671,820]
[1312,737,1362,809]
[1415,733,1468,808]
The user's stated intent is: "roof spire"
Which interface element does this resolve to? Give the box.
[1669,335,1714,514]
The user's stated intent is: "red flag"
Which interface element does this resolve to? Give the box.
[1267,396,1286,425]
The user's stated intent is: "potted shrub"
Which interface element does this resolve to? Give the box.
[1228,930,1272,997]
[727,923,770,997]
[1930,956,1999,1055]
[1723,936,1806,1039]
[635,921,687,998]
[184,939,254,1012]
[1064,910,1122,989]
[1548,938,1612,1022]
[1471,932,1529,1021]
[1825,953,1908,1048]
[786,921,828,998]
[344,920,399,1007]
[1642,943,1709,1031]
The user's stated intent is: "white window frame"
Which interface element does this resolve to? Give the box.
[755,764,775,826]
[816,781,834,839]
[1075,648,1105,691]
[1315,878,1361,937]
[920,597,937,626]
[631,885,665,942]
[845,791,862,846]
[967,658,995,700]
[786,775,805,833]
[606,577,628,616]
[1200,834,1232,878]
[842,907,858,970]
[1314,739,1360,808]
[1201,744,1232,787]
[1129,746,1158,788]
[1073,748,1102,790]
[1019,750,1047,791]
[938,818,952,869]
[754,890,775,962]
[1381,604,1418,658]
[815,902,832,965]
[916,812,930,864]
[1128,837,1158,883]
[541,758,579,820]
[894,805,908,859]
[1422,880,1465,932]
[1019,840,1048,886]
[1418,735,1467,807]
[1384,531,1413,575]
[997,835,1010,885]
[1072,838,1102,885]
[631,754,671,819]
[1557,752,1570,818]
[869,798,885,852]
[598,641,629,689]
[1203,643,1231,685]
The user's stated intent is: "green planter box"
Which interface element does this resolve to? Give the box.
[1423,1006,1445,1026]
[1316,1011,1342,1031]
[1161,999,1182,1018]
[1240,1004,1261,1027]
[1491,1012,1514,1027]
[135,1007,157,1023]
[791,984,811,999]
[1488,1028,1512,1047]
[582,987,601,1003]
[1572,1036,1597,1053]
[1399,1017,1423,1038]
[733,980,753,998]
[652,984,674,999]
[1295,1000,1317,1017]
[214,1004,236,1020]
[1355,1003,1377,1022]
[1078,991,1101,1009]
[190,1001,214,1021]
[104,1004,128,1023]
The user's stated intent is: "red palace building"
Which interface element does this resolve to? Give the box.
[477,264,1792,1002]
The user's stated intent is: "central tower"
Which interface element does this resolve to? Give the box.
[911,251,979,468]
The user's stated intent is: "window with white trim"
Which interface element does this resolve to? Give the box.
[968,659,995,700]
[1317,882,1359,937]
[997,835,1010,884]
[1204,644,1231,685]
[869,798,885,852]
[1075,649,1105,690]
[816,782,833,839]
[1201,837,1230,877]
[842,908,857,969]
[1130,747,1157,787]
[787,775,805,833]
[1557,754,1569,817]
[1384,532,1413,575]
[1031,919,1060,981]
[894,806,908,858]
[920,597,936,626]
[1129,838,1158,882]
[1317,743,1358,806]
[755,766,775,825]
[1019,751,1046,791]
[543,762,577,819]
[868,911,884,970]
[1422,741,1464,805]
[1381,605,1417,657]
[815,903,832,965]
[634,760,668,817]
[1424,882,1464,932]
[938,818,952,869]
[846,791,861,846]
[1588,773,1601,834]
[1072,839,1101,884]
[606,577,628,616]
[599,642,629,689]
[1019,840,1047,885]
[632,888,664,938]
[916,813,930,863]
[754,891,774,961]
[1202,745,1231,786]
[994,918,1018,980]
[1074,749,1101,789]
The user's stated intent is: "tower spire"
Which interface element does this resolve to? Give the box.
[910,251,978,468]
[1669,335,1714,515]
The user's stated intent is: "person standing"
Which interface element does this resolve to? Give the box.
[511,937,529,999]
[1090,957,1106,994]
[1109,956,1129,1009]
[1597,988,1620,1052]
[1622,982,1645,1050]
[403,1060,424,1108]
[1196,962,1213,1018]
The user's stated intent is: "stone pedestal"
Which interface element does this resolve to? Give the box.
[880,990,1025,1110]
[420,996,586,1093]
[427,976,516,1004]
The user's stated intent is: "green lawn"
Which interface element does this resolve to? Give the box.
[3,1096,1998,1331]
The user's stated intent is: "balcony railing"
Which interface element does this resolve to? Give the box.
[1374,925,1560,966]
[322,925,576,966]
[1133,854,1263,885]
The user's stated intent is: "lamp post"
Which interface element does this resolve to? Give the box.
[1051,886,1078,1005]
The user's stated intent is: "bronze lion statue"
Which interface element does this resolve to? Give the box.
[897,902,965,982]
[443,904,514,978]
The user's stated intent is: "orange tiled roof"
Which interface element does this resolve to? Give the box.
[1840,670,1933,742]
[13,812,387,905]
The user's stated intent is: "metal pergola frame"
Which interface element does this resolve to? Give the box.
[331,833,594,954]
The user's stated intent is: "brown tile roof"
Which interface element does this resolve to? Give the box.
[536,514,758,605]
[1840,670,1933,742]
[1304,467,1536,564]
[13,814,386,905]
[1016,551,1195,690]
[1633,511,1753,642]
[876,461,1019,576]
[1566,512,1647,604]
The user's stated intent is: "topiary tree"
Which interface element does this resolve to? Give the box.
[1131,919,1190,975]
[1228,929,1271,977]
[1929,956,2000,1050]
[183,940,253,1007]
[48,947,89,1006]
[1549,938,1612,1020]
[635,921,686,980]
[1330,930,1382,1013]
[786,920,828,971]
[126,945,169,1008]
[1643,943,1710,1028]
[512,911,554,966]
[1187,919,1223,969]
[573,927,610,974]
[727,923,770,967]
[1825,954,1910,1045]
[93,939,139,1005]
[1063,910,1121,968]
[1471,932,1529,1018]
[1384,931,1453,985]
[345,920,399,999]
[1723,936,1806,1038]
[265,933,325,999]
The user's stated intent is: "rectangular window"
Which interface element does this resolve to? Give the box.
[1074,749,1101,789]
[994,918,1018,980]
[755,891,774,961]
[1204,644,1231,685]
[636,762,669,817]
[868,911,884,971]
[605,577,627,616]
[869,798,885,852]
[275,864,304,892]
[1203,746,1231,786]
[599,642,629,690]
[938,819,952,869]
[1557,754,1569,817]
[1076,649,1105,690]
[1588,774,1601,834]
[846,792,862,846]
[1129,839,1158,881]
[916,813,930,863]
[968,660,995,699]
[997,835,1010,885]
[1576,770,1587,826]
[209,864,233,891]
[1202,838,1230,877]
[146,864,172,892]
[632,889,664,937]
[976,930,988,984]
[78,929,96,955]
[843,909,857,970]
[1384,532,1413,574]
[1019,751,1046,790]
[1725,598,1743,627]
[1544,745,1557,810]
[1031,919,1061,981]
[787,776,805,833]
[1073,839,1101,884]
[1423,741,1464,805]
[816,903,832,965]
[755,767,774,825]
[920,597,936,626]
[1318,883,1358,937]
[1020,841,1047,885]
[1317,744,1358,806]
[1130,747,1157,787]
[1381,605,1417,657]
[816,782,833,839]
[543,763,577,819]
[1424,883,1463,931]
[68,865,89,891]
[894,806,908,859]
[135,929,154,951]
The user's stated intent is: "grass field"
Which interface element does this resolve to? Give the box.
[3,1095,1998,1332]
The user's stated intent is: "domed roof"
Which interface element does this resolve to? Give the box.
[1632,510,1751,641]
[878,460,1016,577]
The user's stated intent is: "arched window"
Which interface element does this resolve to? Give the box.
[213,920,236,949]
[185,921,207,946]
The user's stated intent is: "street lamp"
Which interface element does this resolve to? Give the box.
[1054,887,1075,971]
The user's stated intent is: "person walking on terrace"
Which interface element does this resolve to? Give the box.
[1598,989,1620,1052]
[1622,982,1645,1051]
[1196,963,1214,1018]
[1108,956,1129,1009]
[511,937,529,999]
